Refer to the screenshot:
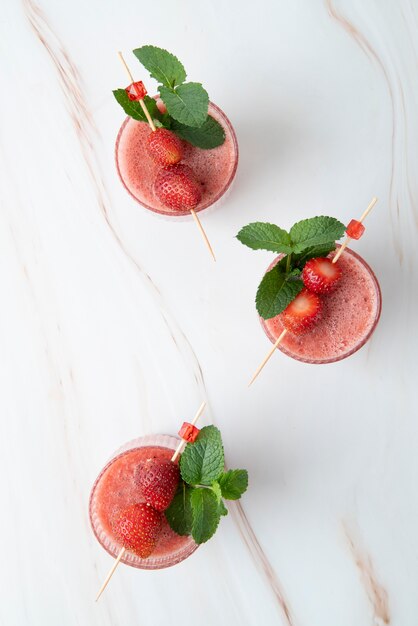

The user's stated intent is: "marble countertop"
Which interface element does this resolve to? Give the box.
[2,0,417,624]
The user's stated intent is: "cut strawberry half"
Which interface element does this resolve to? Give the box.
[134,458,180,512]
[146,128,183,166]
[112,503,162,558]
[154,164,202,212]
[302,257,342,294]
[281,288,322,335]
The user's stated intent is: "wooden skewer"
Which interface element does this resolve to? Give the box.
[117,53,215,262]
[117,51,156,131]
[249,197,378,386]
[332,197,378,264]
[95,400,206,601]
[190,210,216,262]
[95,546,125,602]
[248,329,287,386]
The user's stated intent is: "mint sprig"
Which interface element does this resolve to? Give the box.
[113,45,225,149]
[190,488,220,543]
[289,217,346,253]
[159,83,209,128]
[133,45,186,88]
[165,425,249,545]
[219,470,249,500]
[170,116,225,149]
[165,483,193,536]
[237,216,346,319]
[236,222,292,254]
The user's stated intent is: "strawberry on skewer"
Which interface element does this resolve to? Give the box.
[154,164,202,212]
[117,52,215,261]
[134,458,180,512]
[281,289,322,334]
[112,503,162,558]
[95,401,206,601]
[302,258,342,294]
[147,128,183,166]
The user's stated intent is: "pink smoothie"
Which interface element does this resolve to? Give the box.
[262,248,381,364]
[90,435,197,569]
[115,102,238,216]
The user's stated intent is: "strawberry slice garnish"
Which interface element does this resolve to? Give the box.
[154,164,202,212]
[112,503,162,558]
[146,128,183,166]
[281,288,321,335]
[302,257,342,294]
[134,458,180,512]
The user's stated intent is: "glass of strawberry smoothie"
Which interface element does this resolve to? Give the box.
[260,247,382,364]
[115,102,239,216]
[89,434,197,569]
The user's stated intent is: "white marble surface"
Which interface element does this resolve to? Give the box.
[1,0,418,624]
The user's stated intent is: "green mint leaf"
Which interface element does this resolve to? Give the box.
[133,45,186,88]
[256,265,304,319]
[170,115,225,148]
[211,481,228,516]
[218,500,228,516]
[112,90,159,123]
[159,83,209,128]
[180,425,224,486]
[293,242,337,269]
[236,223,292,254]
[190,488,221,544]
[164,483,193,536]
[290,217,345,254]
[211,481,222,502]
[219,470,249,500]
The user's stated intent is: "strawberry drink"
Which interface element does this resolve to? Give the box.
[261,247,381,364]
[90,434,197,569]
[237,209,381,378]
[116,101,238,216]
[114,46,238,217]
[91,425,248,581]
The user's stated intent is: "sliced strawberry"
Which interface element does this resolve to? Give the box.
[146,128,183,166]
[154,164,202,212]
[134,458,180,512]
[281,288,322,335]
[112,503,162,558]
[302,257,342,294]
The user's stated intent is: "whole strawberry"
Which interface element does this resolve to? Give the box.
[112,503,162,558]
[134,458,180,511]
[146,128,183,166]
[154,164,202,212]
[302,257,342,294]
[281,288,322,335]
